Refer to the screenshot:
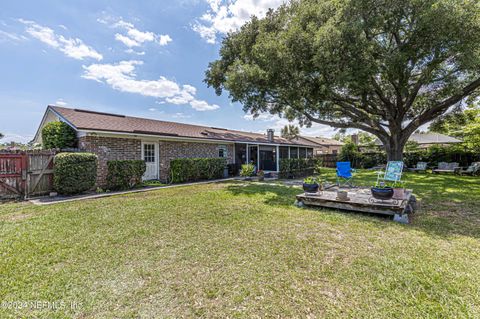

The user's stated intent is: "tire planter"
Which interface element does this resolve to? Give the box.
[371,187,394,200]
[303,183,319,193]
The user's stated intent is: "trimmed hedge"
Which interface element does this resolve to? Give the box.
[54,152,97,195]
[279,158,320,179]
[170,158,226,183]
[107,160,146,190]
[42,121,77,149]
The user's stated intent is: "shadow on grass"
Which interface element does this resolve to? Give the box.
[225,179,480,240]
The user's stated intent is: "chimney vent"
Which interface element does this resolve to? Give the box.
[351,134,359,145]
[267,129,275,142]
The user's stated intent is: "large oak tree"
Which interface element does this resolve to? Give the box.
[205,0,480,160]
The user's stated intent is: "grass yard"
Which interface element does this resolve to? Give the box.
[1,169,479,318]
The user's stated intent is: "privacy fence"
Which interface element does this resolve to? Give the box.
[0,150,56,200]
[315,150,480,169]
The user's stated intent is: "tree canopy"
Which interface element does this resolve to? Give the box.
[281,124,300,140]
[206,0,480,160]
[42,121,77,149]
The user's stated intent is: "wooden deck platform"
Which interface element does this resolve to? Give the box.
[296,187,414,222]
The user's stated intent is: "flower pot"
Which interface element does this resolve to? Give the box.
[303,183,319,193]
[371,187,394,200]
[336,190,350,201]
[392,188,405,200]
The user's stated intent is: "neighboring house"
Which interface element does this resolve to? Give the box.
[34,106,317,185]
[374,132,462,149]
[296,136,344,155]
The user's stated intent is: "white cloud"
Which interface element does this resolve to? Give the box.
[243,112,277,121]
[193,0,284,44]
[171,112,192,119]
[19,19,102,60]
[0,132,34,144]
[82,60,219,111]
[55,99,67,106]
[125,48,145,55]
[0,29,27,42]
[115,33,139,47]
[244,111,336,137]
[101,17,172,49]
[158,34,172,46]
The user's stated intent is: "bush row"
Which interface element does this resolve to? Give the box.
[107,160,146,191]
[338,145,480,169]
[170,158,226,183]
[279,158,320,179]
[54,152,97,195]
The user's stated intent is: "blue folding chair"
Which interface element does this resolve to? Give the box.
[336,162,355,187]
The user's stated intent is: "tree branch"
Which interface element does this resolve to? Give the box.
[403,77,480,136]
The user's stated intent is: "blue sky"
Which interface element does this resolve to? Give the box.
[0,0,335,143]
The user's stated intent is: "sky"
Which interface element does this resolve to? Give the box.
[0,0,337,144]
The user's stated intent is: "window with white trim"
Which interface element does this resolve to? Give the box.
[218,145,227,158]
[143,144,155,163]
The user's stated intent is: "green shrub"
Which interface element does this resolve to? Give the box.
[170,158,226,183]
[42,121,77,149]
[240,164,255,177]
[279,158,319,178]
[339,141,362,167]
[54,152,97,195]
[107,160,146,190]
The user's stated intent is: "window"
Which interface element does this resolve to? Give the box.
[143,144,155,163]
[290,147,298,159]
[332,149,338,155]
[279,146,289,159]
[218,145,227,158]
[306,148,313,158]
[299,147,307,158]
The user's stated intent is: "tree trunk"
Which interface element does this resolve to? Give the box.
[386,145,404,161]
[384,134,407,161]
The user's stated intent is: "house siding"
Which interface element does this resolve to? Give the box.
[79,135,234,186]
[158,141,234,181]
[78,136,142,186]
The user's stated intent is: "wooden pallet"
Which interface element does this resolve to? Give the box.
[296,187,414,222]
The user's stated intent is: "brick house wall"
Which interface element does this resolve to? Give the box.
[79,135,234,186]
[158,141,234,181]
[78,136,142,186]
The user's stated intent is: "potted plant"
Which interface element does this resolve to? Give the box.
[392,181,406,200]
[257,170,265,181]
[371,181,394,200]
[303,176,319,193]
[240,164,255,181]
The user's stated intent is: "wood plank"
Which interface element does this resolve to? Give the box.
[296,189,411,216]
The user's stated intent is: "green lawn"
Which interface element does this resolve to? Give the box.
[1,169,479,318]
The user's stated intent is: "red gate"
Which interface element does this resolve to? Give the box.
[0,153,28,199]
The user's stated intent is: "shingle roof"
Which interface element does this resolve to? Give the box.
[375,132,462,146]
[49,106,317,147]
[297,136,344,146]
[408,132,462,144]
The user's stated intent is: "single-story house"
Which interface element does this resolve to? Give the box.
[34,106,317,185]
[374,132,462,149]
[296,136,344,155]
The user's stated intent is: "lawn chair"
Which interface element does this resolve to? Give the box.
[336,161,355,187]
[432,162,459,174]
[376,161,404,187]
[409,162,427,173]
[455,162,480,176]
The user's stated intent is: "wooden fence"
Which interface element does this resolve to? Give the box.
[315,154,338,168]
[0,150,56,199]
